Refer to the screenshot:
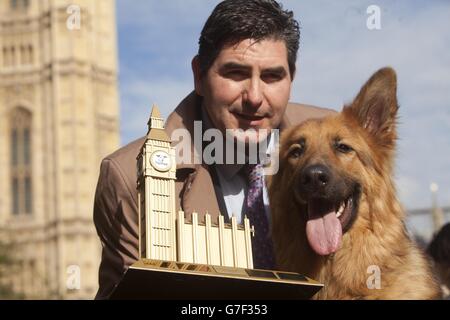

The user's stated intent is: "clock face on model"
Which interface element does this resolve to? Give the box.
[150,150,172,172]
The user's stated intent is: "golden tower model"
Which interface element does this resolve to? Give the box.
[137,106,177,262]
[137,106,254,268]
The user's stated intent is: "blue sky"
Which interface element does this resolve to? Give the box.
[116,0,450,211]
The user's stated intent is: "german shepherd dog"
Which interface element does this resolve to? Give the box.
[268,68,442,299]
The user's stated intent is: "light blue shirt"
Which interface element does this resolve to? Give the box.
[215,160,272,225]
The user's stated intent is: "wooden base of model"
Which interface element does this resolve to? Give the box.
[110,259,323,300]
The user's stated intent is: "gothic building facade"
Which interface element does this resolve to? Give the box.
[0,0,119,298]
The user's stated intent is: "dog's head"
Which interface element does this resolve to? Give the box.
[273,67,399,257]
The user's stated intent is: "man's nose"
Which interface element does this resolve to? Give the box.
[243,78,263,109]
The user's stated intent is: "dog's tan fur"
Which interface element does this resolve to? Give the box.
[268,68,442,299]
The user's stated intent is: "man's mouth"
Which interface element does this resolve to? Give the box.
[302,188,360,256]
[232,112,266,123]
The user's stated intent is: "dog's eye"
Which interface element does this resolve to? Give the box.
[288,144,304,158]
[335,142,353,154]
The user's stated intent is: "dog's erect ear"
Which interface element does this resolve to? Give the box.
[344,67,399,145]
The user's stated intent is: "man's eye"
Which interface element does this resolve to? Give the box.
[262,73,282,83]
[335,142,353,154]
[224,70,248,80]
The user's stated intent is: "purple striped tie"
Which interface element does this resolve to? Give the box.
[242,164,275,270]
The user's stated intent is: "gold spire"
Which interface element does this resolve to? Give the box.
[150,104,162,119]
[146,104,171,142]
[147,104,163,129]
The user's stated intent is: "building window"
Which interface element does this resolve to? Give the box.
[24,128,30,165]
[12,177,19,215]
[11,129,18,165]
[28,45,33,64]
[3,47,9,67]
[25,177,32,214]
[2,46,21,67]
[11,0,29,10]
[19,44,33,65]
[20,45,26,65]
[10,107,33,216]
[11,46,16,66]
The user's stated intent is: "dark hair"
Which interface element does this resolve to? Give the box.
[198,0,300,77]
[427,223,450,266]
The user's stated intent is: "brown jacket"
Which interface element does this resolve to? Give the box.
[93,91,335,299]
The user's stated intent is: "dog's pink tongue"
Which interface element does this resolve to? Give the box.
[306,201,342,256]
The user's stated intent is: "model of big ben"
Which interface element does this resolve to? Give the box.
[137,105,255,268]
[112,105,323,299]
[137,106,177,261]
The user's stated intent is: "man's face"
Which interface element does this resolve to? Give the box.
[194,39,293,143]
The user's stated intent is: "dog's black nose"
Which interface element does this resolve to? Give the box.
[301,164,331,191]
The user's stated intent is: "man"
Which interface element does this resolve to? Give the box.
[94,0,334,299]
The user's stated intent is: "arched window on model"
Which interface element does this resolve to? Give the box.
[10,107,33,216]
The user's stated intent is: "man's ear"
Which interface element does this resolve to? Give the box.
[192,56,203,96]
[343,67,399,146]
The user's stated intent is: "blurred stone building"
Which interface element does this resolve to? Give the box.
[0,0,119,299]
